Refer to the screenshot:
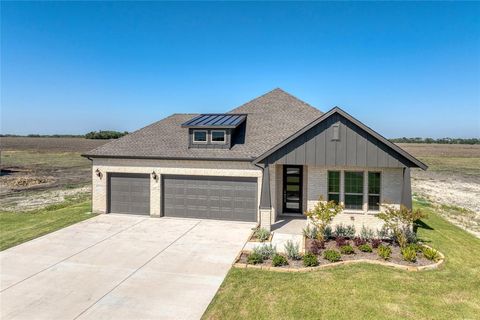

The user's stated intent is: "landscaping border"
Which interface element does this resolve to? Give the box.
[233,244,444,273]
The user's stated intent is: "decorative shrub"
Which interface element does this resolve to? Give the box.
[401,246,417,262]
[324,225,333,240]
[371,239,382,249]
[323,249,341,262]
[272,254,288,267]
[308,239,325,255]
[377,205,426,248]
[334,224,356,239]
[358,244,373,252]
[247,252,263,264]
[335,237,349,247]
[360,225,375,240]
[253,244,277,260]
[353,237,367,246]
[303,253,319,267]
[340,245,355,255]
[254,228,270,242]
[284,240,301,260]
[376,225,393,240]
[422,247,440,261]
[302,225,319,240]
[305,197,344,242]
[377,245,392,260]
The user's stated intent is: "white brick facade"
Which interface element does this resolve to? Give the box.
[91,158,262,219]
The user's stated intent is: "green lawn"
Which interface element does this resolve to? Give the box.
[203,201,480,320]
[0,200,95,251]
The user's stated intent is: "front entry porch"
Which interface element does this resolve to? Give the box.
[258,163,409,233]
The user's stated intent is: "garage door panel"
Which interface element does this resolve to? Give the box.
[108,173,150,215]
[163,175,257,222]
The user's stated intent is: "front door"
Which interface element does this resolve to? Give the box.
[283,165,303,214]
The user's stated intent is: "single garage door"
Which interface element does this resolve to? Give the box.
[108,173,150,215]
[163,175,257,222]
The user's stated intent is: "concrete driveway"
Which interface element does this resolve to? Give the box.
[0,215,254,320]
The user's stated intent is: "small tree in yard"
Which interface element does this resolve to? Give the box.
[377,205,426,248]
[304,197,343,241]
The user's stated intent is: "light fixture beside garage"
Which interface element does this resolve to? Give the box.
[151,171,159,182]
[95,169,103,179]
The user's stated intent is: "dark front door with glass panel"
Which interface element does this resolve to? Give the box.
[283,165,303,214]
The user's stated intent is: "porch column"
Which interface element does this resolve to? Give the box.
[259,163,272,231]
[401,167,412,210]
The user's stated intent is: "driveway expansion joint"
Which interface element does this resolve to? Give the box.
[0,217,149,293]
[73,220,202,320]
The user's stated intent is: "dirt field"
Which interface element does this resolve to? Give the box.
[0,137,108,211]
[398,143,480,237]
[1,138,479,236]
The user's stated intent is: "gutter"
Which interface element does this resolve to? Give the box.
[81,154,256,162]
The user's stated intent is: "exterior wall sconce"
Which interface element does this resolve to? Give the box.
[151,171,159,182]
[95,169,103,179]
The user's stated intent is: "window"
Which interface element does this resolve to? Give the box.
[344,171,363,210]
[211,130,226,143]
[327,171,340,204]
[193,130,207,143]
[368,172,381,211]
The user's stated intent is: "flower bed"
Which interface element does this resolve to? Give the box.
[248,227,272,242]
[233,239,444,272]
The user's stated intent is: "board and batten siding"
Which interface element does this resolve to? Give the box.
[263,113,414,168]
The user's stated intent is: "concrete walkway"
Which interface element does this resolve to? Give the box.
[0,214,254,320]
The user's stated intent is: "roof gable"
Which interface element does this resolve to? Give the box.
[254,107,427,170]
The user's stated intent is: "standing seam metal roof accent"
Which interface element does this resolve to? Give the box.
[181,114,247,128]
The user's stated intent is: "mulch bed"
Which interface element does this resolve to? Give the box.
[237,238,436,270]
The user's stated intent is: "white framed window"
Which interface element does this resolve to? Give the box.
[193,130,208,143]
[211,130,226,144]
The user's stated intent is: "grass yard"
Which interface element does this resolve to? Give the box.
[0,200,95,251]
[203,201,480,320]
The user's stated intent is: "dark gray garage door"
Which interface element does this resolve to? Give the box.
[163,175,257,222]
[108,173,150,215]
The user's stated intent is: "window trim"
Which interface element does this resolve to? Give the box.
[210,130,226,144]
[367,171,381,211]
[343,171,364,210]
[192,130,208,144]
[327,171,340,204]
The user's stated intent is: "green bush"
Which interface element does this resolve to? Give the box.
[272,254,288,267]
[323,249,341,262]
[247,252,263,264]
[401,246,417,262]
[358,244,373,253]
[334,224,356,238]
[377,245,392,260]
[422,246,440,261]
[303,253,319,267]
[360,225,375,240]
[340,245,355,255]
[324,225,333,240]
[302,225,319,240]
[284,240,301,260]
[254,228,270,242]
[253,244,277,260]
[85,130,128,139]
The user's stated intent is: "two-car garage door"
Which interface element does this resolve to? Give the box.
[108,173,258,222]
[163,175,257,222]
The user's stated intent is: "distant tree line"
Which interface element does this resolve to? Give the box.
[1,131,128,140]
[390,137,479,145]
[84,131,129,139]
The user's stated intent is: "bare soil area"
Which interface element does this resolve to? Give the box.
[1,137,109,211]
[397,143,480,236]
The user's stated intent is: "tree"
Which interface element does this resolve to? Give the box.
[304,197,344,241]
[377,205,426,248]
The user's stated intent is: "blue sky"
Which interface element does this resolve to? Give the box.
[1,2,479,138]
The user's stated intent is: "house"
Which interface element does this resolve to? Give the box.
[82,89,427,231]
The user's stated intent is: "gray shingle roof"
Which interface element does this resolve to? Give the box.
[83,88,324,160]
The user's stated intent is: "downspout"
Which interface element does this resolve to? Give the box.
[85,156,94,215]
